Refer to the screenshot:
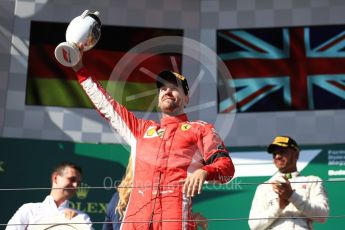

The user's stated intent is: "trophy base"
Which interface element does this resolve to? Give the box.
[54,42,81,67]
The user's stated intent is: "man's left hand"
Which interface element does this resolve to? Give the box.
[64,208,77,219]
[272,176,294,200]
[182,169,208,197]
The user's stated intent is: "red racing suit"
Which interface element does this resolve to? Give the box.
[76,68,235,230]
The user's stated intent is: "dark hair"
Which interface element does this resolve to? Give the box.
[52,161,83,177]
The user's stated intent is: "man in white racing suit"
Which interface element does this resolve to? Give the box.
[248,136,329,230]
[6,162,93,230]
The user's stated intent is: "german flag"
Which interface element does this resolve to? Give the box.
[26,21,183,111]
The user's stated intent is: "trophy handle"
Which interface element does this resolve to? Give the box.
[81,10,90,18]
[81,10,99,18]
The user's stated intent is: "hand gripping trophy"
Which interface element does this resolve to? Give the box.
[55,10,101,67]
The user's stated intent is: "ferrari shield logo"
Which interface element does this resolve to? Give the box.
[181,124,191,131]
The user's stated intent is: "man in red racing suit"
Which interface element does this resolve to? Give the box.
[73,64,235,230]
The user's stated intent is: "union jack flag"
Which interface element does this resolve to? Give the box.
[217,25,345,113]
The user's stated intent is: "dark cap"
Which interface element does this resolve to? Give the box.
[267,136,300,153]
[156,70,189,95]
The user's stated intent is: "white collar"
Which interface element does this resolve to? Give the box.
[281,171,299,178]
[270,171,300,181]
[43,195,70,210]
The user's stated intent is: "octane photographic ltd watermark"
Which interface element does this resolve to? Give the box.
[102,176,242,192]
[204,178,243,191]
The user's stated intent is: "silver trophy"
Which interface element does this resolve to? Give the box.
[54,10,101,67]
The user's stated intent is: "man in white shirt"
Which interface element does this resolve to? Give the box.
[248,136,329,230]
[6,162,93,230]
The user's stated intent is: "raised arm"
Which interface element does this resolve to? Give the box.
[71,53,148,144]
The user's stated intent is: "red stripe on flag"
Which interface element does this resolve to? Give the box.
[28,44,182,83]
[222,31,267,53]
[238,85,275,108]
[222,85,275,113]
[316,34,345,51]
[328,80,345,90]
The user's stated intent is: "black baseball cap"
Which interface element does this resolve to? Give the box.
[267,136,300,153]
[156,70,189,95]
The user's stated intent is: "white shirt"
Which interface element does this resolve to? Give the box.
[248,172,329,230]
[5,195,92,230]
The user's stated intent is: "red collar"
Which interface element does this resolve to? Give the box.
[160,113,189,126]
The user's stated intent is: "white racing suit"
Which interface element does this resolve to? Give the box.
[248,171,329,230]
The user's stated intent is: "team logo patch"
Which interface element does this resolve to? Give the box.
[144,127,158,138]
[181,124,191,131]
[173,72,186,81]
